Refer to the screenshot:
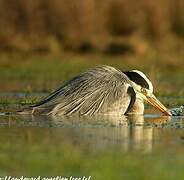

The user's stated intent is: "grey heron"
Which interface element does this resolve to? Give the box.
[22,65,171,116]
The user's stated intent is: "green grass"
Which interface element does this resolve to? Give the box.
[0,52,183,94]
[0,52,183,110]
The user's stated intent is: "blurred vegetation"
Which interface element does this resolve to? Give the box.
[0,53,183,95]
[0,0,183,54]
[0,53,183,112]
[0,0,183,103]
[0,1,183,176]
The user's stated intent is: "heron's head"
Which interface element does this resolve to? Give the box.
[124,70,171,116]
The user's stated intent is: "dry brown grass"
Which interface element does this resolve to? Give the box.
[0,0,183,54]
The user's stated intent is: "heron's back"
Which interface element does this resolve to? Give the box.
[23,65,134,116]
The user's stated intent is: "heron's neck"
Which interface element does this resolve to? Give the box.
[127,95,144,115]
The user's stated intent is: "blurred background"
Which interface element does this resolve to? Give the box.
[0,1,184,178]
[0,0,183,54]
[0,0,183,104]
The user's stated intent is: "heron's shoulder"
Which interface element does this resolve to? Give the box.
[84,65,128,81]
[88,65,121,72]
[84,65,122,77]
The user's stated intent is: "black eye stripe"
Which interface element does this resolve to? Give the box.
[124,71,150,89]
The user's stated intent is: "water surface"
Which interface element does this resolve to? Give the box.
[0,93,184,178]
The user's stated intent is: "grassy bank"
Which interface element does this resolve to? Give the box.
[0,52,183,93]
[0,51,183,110]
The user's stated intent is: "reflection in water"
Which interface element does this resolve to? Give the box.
[0,114,184,153]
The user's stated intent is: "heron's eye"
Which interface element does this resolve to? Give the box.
[141,88,147,95]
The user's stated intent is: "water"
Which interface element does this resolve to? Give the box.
[0,114,184,153]
[0,93,184,178]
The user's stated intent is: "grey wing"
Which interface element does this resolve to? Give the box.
[30,66,134,116]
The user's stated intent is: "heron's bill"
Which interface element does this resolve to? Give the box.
[146,95,171,116]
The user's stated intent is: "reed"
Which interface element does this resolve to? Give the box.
[0,0,183,53]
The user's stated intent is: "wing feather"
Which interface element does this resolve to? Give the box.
[30,65,134,116]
